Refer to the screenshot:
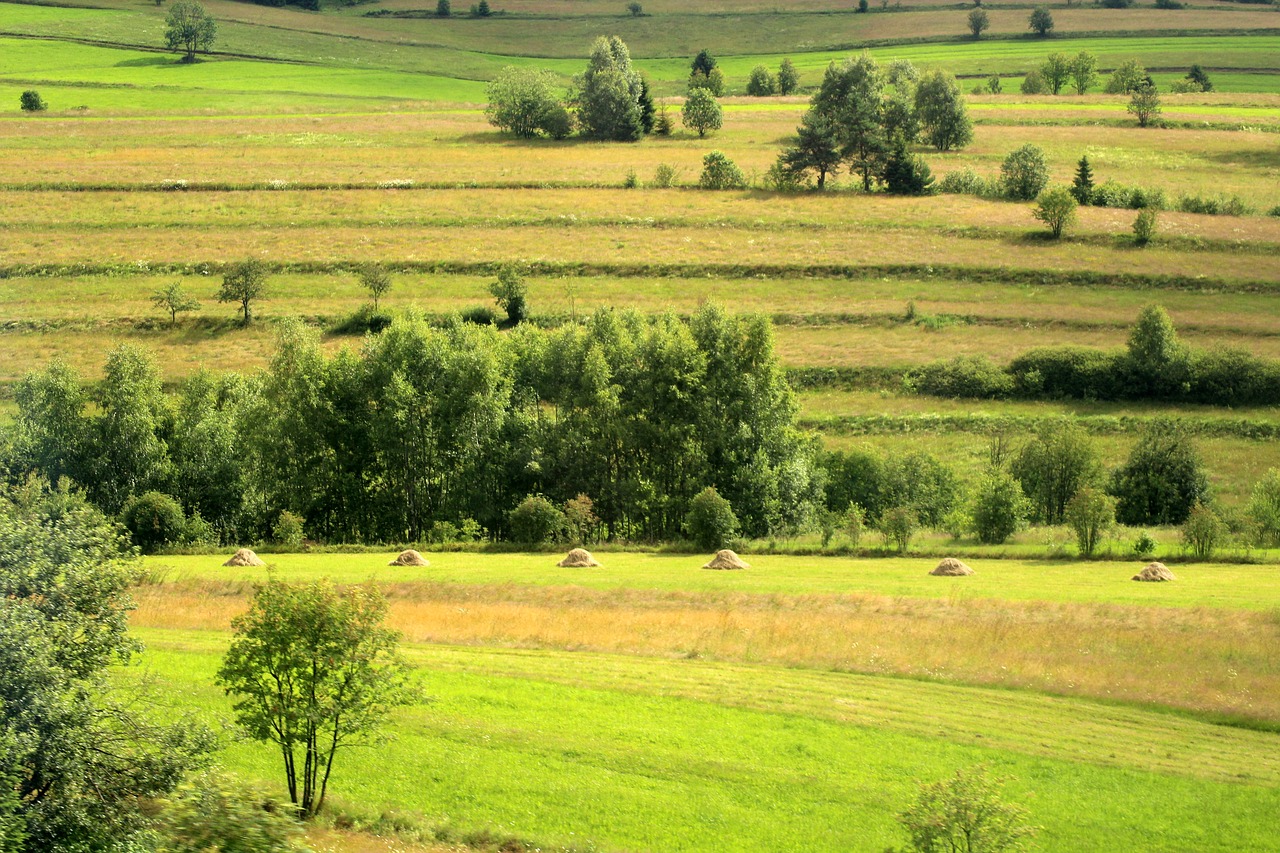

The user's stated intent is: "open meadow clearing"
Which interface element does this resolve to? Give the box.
[3,0,1280,849]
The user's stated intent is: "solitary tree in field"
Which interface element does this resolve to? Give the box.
[1028,6,1054,36]
[217,577,413,818]
[1069,51,1098,94]
[357,265,392,312]
[777,58,799,95]
[1032,186,1078,238]
[436,0,450,16]
[1127,82,1161,127]
[218,258,268,324]
[19,89,46,112]
[1040,53,1071,95]
[627,1,643,15]
[682,87,723,137]
[898,767,1038,853]
[164,0,216,63]
[151,281,201,325]
[967,7,989,39]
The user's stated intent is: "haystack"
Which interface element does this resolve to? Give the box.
[930,557,974,577]
[702,549,750,570]
[1132,561,1176,582]
[223,548,265,568]
[388,549,429,567]
[557,548,601,568]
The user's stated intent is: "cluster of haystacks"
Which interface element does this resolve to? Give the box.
[222,548,265,567]
[930,557,973,576]
[703,549,749,570]
[1132,561,1176,582]
[557,548,601,567]
[389,549,429,566]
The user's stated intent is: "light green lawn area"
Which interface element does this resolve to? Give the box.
[124,630,1280,852]
[144,551,1280,609]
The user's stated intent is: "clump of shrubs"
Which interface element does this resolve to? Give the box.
[699,151,747,190]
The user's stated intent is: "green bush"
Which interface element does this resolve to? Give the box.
[683,486,739,550]
[970,470,1029,545]
[181,511,217,546]
[1064,487,1115,557]
[1000,144,1049,201]
[1109,421,1209,526]
[912,356,1014,399]
[460,304,501,325]
[1181,502,1224,560]
[1246,468,1280,547]
[844,503,866,548]
[1133,207,1158,245]
[937,167,997,197]
[272,510,304,548]
[155,771,309,853]
[1032,186,1078,238]
[698,150,746,189]
[508,495,566,545]
[1131,531,1157,559]
[1177,194,1253,216]
[489,263,528,324]
[19,90,46,112]
[879,505,918,553]
[898,766,1037,853]
[651,163,679,188]
[121,491,186,553]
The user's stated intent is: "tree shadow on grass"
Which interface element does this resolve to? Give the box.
[114,56,178,68]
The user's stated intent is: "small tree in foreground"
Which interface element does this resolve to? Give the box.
[217,577,413,818]
[898,766,1038,853]
[879,505,917,554]
[968,7,989,38]
[151,281,201,325]
[971,470,1029,545]
[685,486,738,550]
[357,265,392,311]
[218,258,268,324]
[1065,486,1115,557]
[1247,468,1280,548]
[1127,82,1161,128]
[489,263,529,324]
[164,0,217,63]
[682,87,723,137]
[747,65,777,97]
[1182,502,1224,560]
[1032,186,1078,238]
[777,58,799,95]
[699,150,746,189]
[1029,6,1053,36]
[19,90,46,112]
[1000,144,1048,200]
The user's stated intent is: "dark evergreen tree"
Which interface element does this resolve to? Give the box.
[1071,155,1094,205]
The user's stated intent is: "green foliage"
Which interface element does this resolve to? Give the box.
[880,451,959,529]
[1019,69,1047,95]
[0,483,213,850]
[897,766,1037,853]
[1032,186,1078,238]
[879,505,917,553]
[811,53,886,192]
[1133,207,1158,245]
[1069,51,1098,94]
[968,7,989,38]
[1181,502,1224,560]
[844,502,866,547]
[777,58,799,95]
[1064,486,1115,557]
[93,344,174,514]
[1186,64,1213,92]
[219,258,268,324]
[181,510,217,546]
[1176,193,1252,216]
[151,281,201,325]
[913,355,1013,398]
[1246,468,1280,547]
[436,0,450,16]
[1040,53,1071,95]
[986,75,1002,94]
[688,67,726,97]
[1011,421,1099,524]
[1105,59,1149,94]
[563,494,599,545]
[777,110,842,190]
[356,265,392,311]
[638,76,655,134]
[1127,83,1161,127]
[681,88,723,137]
[164,0,216,62]
[470,0,491,16]
[653,106,673,136]
[971,470,1029,545]
[1000,144,1049,200]
[509,495,566,545]
[489,263,529,324]
[626,1,643,15]
[1131,530,1157,559]
[155,771,310,853]
[882,143,935,195]
[485,67,568,139]
[684,486,739,550]
[747,65,777,97]
[217,577,413,817]
[1070,156,1093,204]
[121,490,186,553]
[651,163,679,188]
[1028,6,1054,36]
[699,150,746,189]
[691,49,717,78]
[18,90,45,112]
[937,167,998,198]
[1126,304,1188,396]
[273,510,305,547]
[1110,421,1209,526]
[575,36,644,141]
[914,70,972,152]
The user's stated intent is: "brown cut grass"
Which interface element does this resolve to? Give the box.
[131,579,1280,726]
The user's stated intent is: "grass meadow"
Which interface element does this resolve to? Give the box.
[7,0,1280,848]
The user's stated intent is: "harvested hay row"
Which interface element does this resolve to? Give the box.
[931,558,974,576]
[1133,562,1176,582]
[703,549,750,570]
[222,548,265,567]
[557,548,601,568]
[389,549,429,567]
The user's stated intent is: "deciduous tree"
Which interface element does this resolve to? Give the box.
[681,87,722,137]
[164,0,216,62]
[218,258,268,324]
[914,69,972,151]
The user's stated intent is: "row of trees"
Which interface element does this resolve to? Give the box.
[775,54,971,191]
[3,306,820,547]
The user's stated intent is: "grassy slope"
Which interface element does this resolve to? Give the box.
[126,631,1280,852]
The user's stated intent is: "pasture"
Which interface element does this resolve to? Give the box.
[5,0,1280,848]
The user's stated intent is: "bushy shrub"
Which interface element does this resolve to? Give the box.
[1246,468,1280,548]
[1109,422,1209,526]
[460,304,501,325]
[1065,487,1115,557]
[762,161,808,191]
[19,90,46,112]
[684,486,739,550]
[508,494,566,545]
[880,452,959,529]
[1090,180,1165,210]
[937,167,997,197]
[489,263,528,324]
[698,150,747,189]
[1176,194,1253,216]
[1131,531,1157,559]
[181,510,217,546]
[156,771,309,853]
[1181,502,1224,559]
[844,503,866,548]
[1187,346,1280,406]
[897,767,1037,853]
[1019,69,1047,95]
[971,470,1029,545]
[1009,346,1122,399]
[746,65,777,96]
[912,356,1015,399]
[1032,186,1078,238]
[121,491,186,553]
[272,510,304,547]
[879,505,917,553]
[1000,144,1049,201]
[651,163,679,188]
[1133,207,1158,245]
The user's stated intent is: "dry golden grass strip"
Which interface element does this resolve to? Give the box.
[131,580,1280,726]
